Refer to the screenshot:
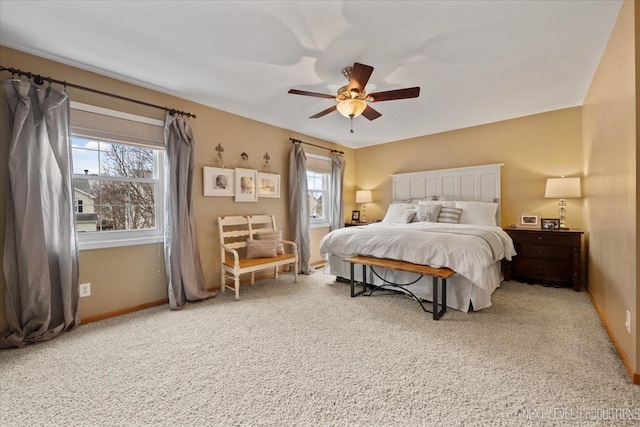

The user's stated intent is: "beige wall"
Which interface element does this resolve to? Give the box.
[582,0,638,373]
[2,7,639,382]
[0,46,353,329]
[355,107,584,230]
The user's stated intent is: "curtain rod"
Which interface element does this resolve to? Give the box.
[289,138,344,155]
[0,65,196,119]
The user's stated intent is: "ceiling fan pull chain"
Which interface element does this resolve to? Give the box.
[350,115,354,133]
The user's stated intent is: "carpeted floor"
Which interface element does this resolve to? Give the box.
[1,272,639,426]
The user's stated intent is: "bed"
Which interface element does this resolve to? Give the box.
[320,164,517,312]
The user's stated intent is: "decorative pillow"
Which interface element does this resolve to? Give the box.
[254,230,285,254]
[437,207,463,224]
[455,201,498,226]
[394,209,416,224]
[246,239,277,258]
[414,203,442,222]
[381,203,416,224]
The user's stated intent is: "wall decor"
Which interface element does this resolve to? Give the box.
[257,172,280,198]
[519,214,539,228]
[541,218,560,230]
[214,143,225,168]
[262,152,271,173]
[240,152,249,168]
[234,168,258,202]
[203,167,234,196]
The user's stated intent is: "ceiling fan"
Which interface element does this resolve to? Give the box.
[288,62,420,132]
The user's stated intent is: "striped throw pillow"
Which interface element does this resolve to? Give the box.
[254,230,285,254]
[246,239,277,258]
[437,207,463,224]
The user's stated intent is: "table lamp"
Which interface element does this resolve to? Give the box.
[544,177,581,229]
[356,190,373,223]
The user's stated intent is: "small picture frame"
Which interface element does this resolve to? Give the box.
[203,167,234,196]
[541,218,560,230]
[234,168,258,202]
[519,214,539,228]
[257,172,280,198]
[351,210,360,222]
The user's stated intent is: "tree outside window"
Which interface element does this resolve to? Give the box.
[72,138,159,233]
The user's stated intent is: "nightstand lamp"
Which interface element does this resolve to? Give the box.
[356,190,373,223]
[545,176,581,229]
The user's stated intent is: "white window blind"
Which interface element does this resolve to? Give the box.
[70,102,164,148]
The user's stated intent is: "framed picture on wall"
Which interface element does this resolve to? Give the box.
[257,173,280,198]
[519,214,539,228]
[203,167,234,196]
[234,168,258,202]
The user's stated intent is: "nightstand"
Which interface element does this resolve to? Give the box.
[503,228,583,291]
[344,222,370,227]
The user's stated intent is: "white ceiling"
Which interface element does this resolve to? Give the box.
[0,1,623,149]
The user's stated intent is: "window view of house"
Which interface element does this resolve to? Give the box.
[71,137,158,233]
[307,169,329,221]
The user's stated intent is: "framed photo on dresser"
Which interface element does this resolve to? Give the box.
[518,214,539,228]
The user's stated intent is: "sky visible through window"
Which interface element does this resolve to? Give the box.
[72,137,111,175]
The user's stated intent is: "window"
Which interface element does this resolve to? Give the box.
[70,102,165,250]
[306,154,332,228]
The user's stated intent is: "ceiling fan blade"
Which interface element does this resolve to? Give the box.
[368,87,421,102]
[309,105,337,119]
[347,63,374,94]
[361,105,382,121]
[288,89,335,99]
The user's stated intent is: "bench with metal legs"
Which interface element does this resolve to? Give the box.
[344,255,454,320]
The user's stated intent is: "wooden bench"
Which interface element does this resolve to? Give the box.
[343,255,454,320]
[218,215,298,300]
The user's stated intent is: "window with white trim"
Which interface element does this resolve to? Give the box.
[70,102,165,250]
[306,154,332,228]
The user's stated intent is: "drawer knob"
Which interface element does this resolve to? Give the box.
[537,236,542,241]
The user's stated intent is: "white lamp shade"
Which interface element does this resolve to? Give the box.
[545,177,581,198]
[356,190,373,204]
[336,99,367,118]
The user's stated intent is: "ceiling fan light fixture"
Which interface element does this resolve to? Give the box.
[336,98,367,118]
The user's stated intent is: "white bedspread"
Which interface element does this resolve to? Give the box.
[320,222,517,311]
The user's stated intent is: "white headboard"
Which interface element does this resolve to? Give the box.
[391,163,504,223]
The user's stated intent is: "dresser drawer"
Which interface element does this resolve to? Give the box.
[511,258,572,282]
[509,231,575,246]
[515,243,572,261]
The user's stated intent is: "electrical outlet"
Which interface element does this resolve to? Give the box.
[79,282,91,298]
[625,310,631,333]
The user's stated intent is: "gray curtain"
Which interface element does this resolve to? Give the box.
[1,80,80,348]
[164,113,215,309]
[330,153,345,231]
[288,143,312,274]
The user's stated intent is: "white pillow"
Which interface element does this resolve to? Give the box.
[413,204,442,222]
[438,195,498,203]
[381,203,416,224]
[395,209,416,224]
[455,201,498,226]
[419,199,455,208]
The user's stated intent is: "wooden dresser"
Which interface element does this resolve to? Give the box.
[503,228,583,291]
